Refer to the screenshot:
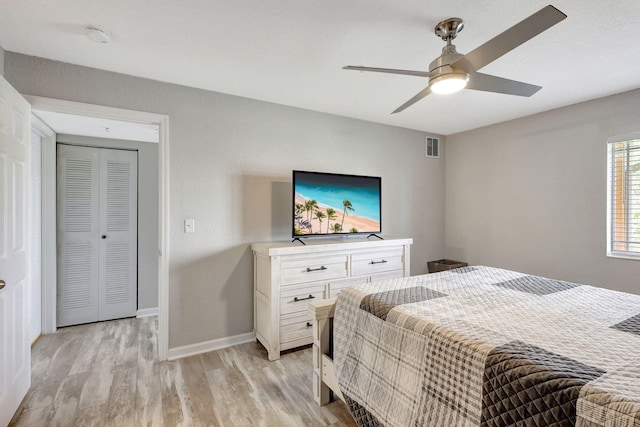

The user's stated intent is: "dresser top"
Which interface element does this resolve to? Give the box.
[251,237,413,256]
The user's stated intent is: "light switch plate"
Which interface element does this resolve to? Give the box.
[184,219,195,233]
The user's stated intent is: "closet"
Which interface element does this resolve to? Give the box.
[57,144,138,326]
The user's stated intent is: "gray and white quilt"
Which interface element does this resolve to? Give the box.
[333,266,640,426]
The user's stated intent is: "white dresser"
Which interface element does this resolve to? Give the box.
[252,237,412,360]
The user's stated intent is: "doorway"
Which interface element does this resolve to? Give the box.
[27,95,170,360]
[57,144,138,327]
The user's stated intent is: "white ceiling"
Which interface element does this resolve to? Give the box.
[2,0,640,135]
[34,110,159,143]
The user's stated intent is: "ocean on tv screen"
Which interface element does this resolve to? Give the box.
[293,182,380,235]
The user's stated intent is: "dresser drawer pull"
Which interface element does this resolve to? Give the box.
[294,294,316,302]
[306,322,313,328]
[306,266,327,272]
[370,259,388,264]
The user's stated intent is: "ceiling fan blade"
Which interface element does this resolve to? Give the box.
[343,66,431,78]
[451,5,566,72]
[392,86,432,114]
[467,72,542,97]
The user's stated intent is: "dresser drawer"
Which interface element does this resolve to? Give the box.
[370,270,405,283]
[328,277,367,298]
[280,312,313,344]
[281,255,348,285]
[351,248,404,276]
[280,283,326,315]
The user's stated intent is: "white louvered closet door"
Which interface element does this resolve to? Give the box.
[98,148,137,321]
[57,145,137,326]
[57,145,100,326]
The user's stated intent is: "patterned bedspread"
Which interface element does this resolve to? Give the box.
[333,266,640,426]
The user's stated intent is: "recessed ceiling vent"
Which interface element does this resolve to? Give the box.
[426,136,440,158]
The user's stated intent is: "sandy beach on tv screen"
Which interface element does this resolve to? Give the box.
[294,194,379,235]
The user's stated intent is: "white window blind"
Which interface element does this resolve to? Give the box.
[607,138,640,258]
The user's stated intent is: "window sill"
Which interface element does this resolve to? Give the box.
[607,252,640,261]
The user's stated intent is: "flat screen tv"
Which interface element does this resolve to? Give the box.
[292,170,381,238]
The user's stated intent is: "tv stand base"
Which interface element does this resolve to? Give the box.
[366,233,383,240]
[291,237,306,245]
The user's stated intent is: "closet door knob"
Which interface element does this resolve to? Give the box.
[102,235,107,239]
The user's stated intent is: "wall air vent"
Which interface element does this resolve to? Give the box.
[426,136,440,158]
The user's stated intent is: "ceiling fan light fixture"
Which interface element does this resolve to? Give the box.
[430,72,469,95]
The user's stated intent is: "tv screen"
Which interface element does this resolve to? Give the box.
[293,170,381,237]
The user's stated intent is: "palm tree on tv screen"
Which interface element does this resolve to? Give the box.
[341,200,354,230]
[314,209,326,233]
[294,203,305,234]
[304,199,318,233]
[326,208,337,233]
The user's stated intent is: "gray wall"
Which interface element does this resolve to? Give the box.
[0,45,4,76]
[5,52,446,348]
[56,134,159,310]
[445,88,640,295]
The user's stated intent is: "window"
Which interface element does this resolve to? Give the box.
[426,136,439,158]
[607,137,640,258]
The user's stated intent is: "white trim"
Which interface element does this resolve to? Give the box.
[136,307,159,318]
[606,141,613,258]
[157,115,170,361]
[167,332,255,361]
[31,115,57,334]
[25,96,170,360]
[28,96,163,125]
[607,131,640,144]
[606,252,640,261]
[606,136,640,260]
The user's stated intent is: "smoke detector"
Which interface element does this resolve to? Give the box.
[85,26,111,44]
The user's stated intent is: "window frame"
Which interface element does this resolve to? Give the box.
[606,133,640,260]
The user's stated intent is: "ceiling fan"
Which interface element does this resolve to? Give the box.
[344,5,567,113]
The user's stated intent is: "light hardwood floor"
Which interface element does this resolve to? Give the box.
[9,317,356,426]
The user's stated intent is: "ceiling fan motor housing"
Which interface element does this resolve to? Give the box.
[429,50,468,80]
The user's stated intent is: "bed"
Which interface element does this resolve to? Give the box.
[308,266,640,426]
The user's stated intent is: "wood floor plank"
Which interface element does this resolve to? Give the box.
[77,368,114,409]
[44,335,85,381]
[9,317,357,427]
[71,403,107,427]
[105,366,137,426]
[158,360,189,426]
[68,325,105,375]
[49,372,90,427]
[207,366,258,425]
[16,375,60,412]
[9,405,54,427]
[199,350,225,372]
[180,355,218,425]
[135,402,164,427]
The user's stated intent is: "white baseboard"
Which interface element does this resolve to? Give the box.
[167,332,255,361]
[136,307,159,318]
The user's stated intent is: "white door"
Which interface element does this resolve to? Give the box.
[0,77,31,426]
[57,145,137,326]
[98,148,138,320]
